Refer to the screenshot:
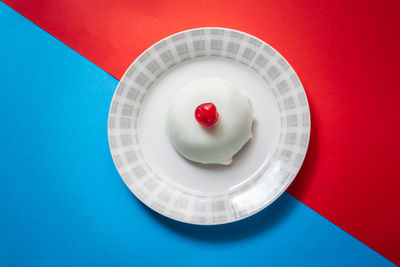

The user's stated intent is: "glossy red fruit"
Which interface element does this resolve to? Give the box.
[195,103,219,127]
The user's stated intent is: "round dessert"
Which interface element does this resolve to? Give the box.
[165,77,254,165]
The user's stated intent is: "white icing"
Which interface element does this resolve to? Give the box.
[166,77,254,165]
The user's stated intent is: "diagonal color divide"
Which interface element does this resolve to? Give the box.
[1,1,399,264]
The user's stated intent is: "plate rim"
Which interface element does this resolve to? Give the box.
[107,27,311,225]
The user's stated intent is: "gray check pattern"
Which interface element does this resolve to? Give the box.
[108,28,311,225]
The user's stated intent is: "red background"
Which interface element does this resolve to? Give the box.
[5,0,399,263]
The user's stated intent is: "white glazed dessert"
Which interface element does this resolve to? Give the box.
[165,77,254,165]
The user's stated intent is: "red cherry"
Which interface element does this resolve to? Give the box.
[195,103,219,127]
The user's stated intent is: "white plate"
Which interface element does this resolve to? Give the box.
[108,27,310,225]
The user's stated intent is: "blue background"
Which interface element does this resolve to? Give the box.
[0,3,394,266]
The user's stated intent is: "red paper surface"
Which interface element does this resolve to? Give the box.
[5,0,400,263]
